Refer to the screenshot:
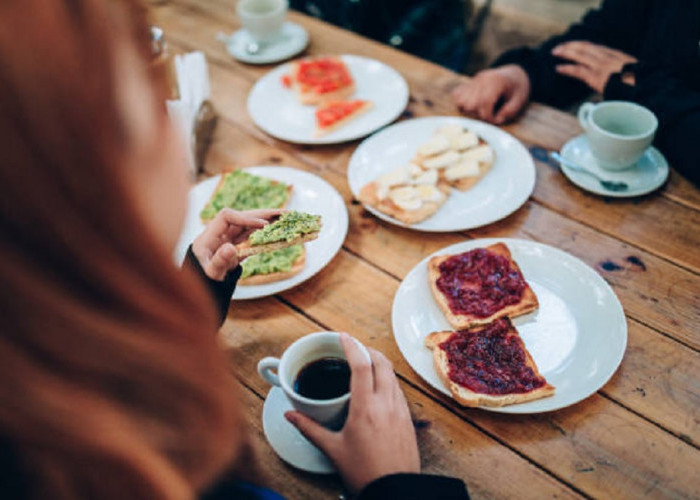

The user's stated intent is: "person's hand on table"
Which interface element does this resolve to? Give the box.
[285,333,420,493]
[552,41,637,92]
[192,208,282,281]
[452,64,531,124]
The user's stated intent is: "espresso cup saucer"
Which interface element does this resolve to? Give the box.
[262,386,335,474]
[220,22,308,65]
[560,134,669,198]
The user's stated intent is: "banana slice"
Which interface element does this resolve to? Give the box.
[377,165,411,188]
[389,186,422,211]
[450,131,479,151]
[445,158,480,180]
[416,184,445,203]
[422,150,461,169]
[412,168,438,185]
[462,144,494,164]
[417,135,450,157]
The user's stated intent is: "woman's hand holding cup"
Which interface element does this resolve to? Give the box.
[284,333,420,493]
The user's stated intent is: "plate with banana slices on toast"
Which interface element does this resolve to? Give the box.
[347,117,536,232]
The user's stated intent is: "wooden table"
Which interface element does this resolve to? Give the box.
[153,2,700,498]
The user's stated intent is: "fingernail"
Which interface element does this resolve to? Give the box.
[284,411,295,423]
[339,332,350,342]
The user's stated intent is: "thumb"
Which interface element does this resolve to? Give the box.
[204,243,238,280]
[495,93,527,125]
[285,411,337,453]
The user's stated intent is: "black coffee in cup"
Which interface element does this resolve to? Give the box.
[294,357,350,400]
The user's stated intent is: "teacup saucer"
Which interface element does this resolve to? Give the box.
[560,134,669,197]
[219,22,308,65]
[262,386,335,474]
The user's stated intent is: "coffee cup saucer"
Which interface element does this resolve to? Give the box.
[559,134,669,197]
[262,386,336,474]
[219,22,308,65]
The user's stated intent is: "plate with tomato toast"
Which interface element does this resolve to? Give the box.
[248,54,409,144]
[175,166,348,300]
[392,238,627,413]
[348,116,536,231]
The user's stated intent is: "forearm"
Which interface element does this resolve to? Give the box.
[492,0,646,107]
[183,245,241,326]
[605,65,700,186]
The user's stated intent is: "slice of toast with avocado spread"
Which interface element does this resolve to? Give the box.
[235,211,322,258]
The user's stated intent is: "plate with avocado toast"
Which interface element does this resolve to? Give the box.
[176,166,348,299]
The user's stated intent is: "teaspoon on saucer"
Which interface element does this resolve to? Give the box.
[550,152,629,192]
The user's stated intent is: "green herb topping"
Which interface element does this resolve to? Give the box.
[249,211,321,246]
[200,170,289,220]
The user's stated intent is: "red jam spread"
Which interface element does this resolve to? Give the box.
[281,74,292,88]
[436,248,526,318]
[315,100,365,128]
[440,319,546,395]
[295,58,353,94]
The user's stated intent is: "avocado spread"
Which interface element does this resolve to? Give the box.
[200,170,289,220]
[241,245,304,279]
[249,211,321,246]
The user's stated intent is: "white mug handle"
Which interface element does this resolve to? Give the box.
[257,357,282,387]
[578,102,595,131]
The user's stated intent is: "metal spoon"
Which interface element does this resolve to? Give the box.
[550,152,629,192]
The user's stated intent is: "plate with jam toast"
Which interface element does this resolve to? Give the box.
[248,55,408,144]
[348,116,536,231]
[176,166,348,299]
[392,238,627,413]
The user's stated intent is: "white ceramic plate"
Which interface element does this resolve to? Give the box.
[560,134,669,197]
[347,117,536,232]
[262,387,335,474]
[175,167,348,300]
[392,238,627,413]
[247,54,409,144]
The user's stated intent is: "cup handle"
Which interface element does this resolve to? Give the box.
[257,357,282,387]
[578,102,595,131]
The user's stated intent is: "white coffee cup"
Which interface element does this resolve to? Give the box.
[237,0,288,43]
[578,101,658,171]
[257,331,369,430]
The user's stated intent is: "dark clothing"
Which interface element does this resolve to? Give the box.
[289,0,470,72]
[493,0,700,186]
[184,245,240,323]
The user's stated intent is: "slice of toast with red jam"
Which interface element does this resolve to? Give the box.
[428,242,538,330]
[425,318,554,407]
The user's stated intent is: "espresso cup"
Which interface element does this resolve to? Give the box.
[578,101,658,170]
[257,331,369,430]
[237,0,288,43]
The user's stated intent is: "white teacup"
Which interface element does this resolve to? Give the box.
[237,0,288,43]
[258,331,369,430]
[578,101,658,171]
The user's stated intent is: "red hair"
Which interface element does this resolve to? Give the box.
[0,0,242,497]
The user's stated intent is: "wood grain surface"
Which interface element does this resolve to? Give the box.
[152,2,700,498]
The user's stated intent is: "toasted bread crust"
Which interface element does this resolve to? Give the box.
[238,250,306,286]
[357,181,451,225]
[428,243,539,330]
[235,231,320,258]
[314,100,372,137]
[425,327,555,407]
[201,170,292,222]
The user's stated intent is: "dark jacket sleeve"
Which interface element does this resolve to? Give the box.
[605,63,700,186]
[357,473,469,500]
[492,0,649,108]
[183,245,241,326]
